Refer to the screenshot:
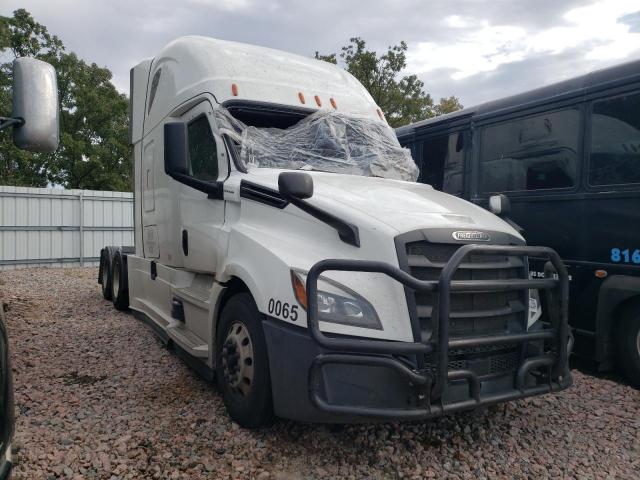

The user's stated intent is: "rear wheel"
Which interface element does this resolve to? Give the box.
[111,252,129,311]
[100,249,113,301]
[615,302,640,388]
[216,293,274,428]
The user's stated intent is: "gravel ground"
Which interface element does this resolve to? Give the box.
[0,267,638,479]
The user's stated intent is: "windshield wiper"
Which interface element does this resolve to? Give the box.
[297,165,331,173]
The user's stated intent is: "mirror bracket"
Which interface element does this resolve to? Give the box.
[278,172,360,247]
[0,117,25,131]
[169,171,224,200]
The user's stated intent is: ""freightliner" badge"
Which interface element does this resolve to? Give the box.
[452,231,491,242]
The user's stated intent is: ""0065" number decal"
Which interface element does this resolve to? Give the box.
[268,298,299,321]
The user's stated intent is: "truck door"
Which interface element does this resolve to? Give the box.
[177,101,228,273]
[143,141,156,213]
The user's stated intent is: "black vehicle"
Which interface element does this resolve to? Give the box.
[0,305,13,479]
[397,59,640,387]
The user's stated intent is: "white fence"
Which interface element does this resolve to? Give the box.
[0,186,134,270]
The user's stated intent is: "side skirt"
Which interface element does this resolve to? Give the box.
[132,309,169,345]
[132,309,215,383]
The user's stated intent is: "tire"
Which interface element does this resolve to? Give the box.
[216,293,274,428]
[100,249,113,301]
[615,302,640,389]
[111,252,129,311]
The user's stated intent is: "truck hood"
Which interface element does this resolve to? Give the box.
[240,169,524,240]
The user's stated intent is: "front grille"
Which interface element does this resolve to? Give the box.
[399,239,528,378]
[425,347,520,378]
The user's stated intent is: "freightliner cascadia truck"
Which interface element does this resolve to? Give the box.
[99,36,572,427]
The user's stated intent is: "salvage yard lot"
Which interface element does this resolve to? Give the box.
[1,267,638,479]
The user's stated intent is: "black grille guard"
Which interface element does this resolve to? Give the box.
[306,244,572,419]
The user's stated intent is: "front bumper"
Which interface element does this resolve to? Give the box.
[266,244,572,423]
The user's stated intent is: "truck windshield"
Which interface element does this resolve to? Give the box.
[215,107,419,182]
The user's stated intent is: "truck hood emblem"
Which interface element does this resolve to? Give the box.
[452,230,491,242]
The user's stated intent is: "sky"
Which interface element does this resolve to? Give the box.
[2,0,640,108]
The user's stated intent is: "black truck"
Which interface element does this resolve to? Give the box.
[397,59,640,387]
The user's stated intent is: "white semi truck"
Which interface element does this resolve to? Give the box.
[99,36,572,427]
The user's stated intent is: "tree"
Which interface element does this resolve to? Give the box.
[50,52,130,190]
[0,9,130,190]
[315,38,462,128]
[434,95,463,116]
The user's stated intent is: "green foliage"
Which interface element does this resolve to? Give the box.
[434,95,463,116]
[0,16,10,50]
[0,9,130,190]
[313,51,337,65]
[52,52,130,190]
[315,38,462,128]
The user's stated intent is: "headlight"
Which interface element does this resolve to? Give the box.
[527,289,542,330]
[290,270,382,330]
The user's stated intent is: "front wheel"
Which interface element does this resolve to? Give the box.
[615,302,640,388]
[216,293,274,428]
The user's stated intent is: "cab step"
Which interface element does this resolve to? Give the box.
[174,274,214,305]
[166,321,209,358]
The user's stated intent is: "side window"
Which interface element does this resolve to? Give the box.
[187,116,218,181]
[479,109,580,193]
[148,69,161,114]
[589,92,640,186]
[418,131,466,195]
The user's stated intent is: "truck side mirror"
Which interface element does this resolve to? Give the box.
[489,193,525,235]
[164,122,189,176]
[12,57,59,153]
[489,194,510,217]
[278,172,314,200]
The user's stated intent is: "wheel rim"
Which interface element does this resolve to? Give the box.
[112,263,120,299]
[221,322,255,398]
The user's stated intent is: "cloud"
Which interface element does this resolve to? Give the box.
[407,0,640,79]
[185,0,253,12]
[422,48,592,108]
[408,24,528,80]
[2,0,640,109]
[620,11,640,32]
[444,15,473,29]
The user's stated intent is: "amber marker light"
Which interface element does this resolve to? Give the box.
[290,271,308,310]
[298,92,306,104]
[231,83,238,96]
[314,95,322,107]
[594,269,608,279]
[330,97,337,109]
[376,108,384,120]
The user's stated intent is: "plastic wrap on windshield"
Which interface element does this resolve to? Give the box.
[214,108,419,182]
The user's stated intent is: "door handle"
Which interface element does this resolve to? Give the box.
[182,229,189,256]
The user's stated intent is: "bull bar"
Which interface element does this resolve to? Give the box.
[306,244,572,419]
